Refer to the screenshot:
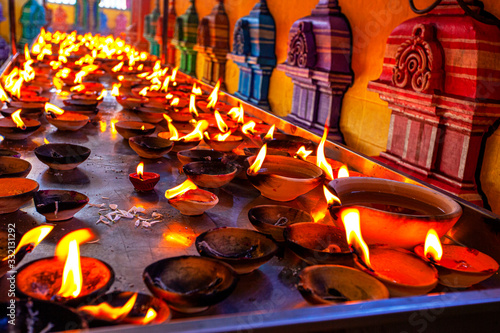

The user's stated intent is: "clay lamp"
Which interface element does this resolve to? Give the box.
[0,149,21,158]
[62,105,100,120]
[195,80,232,113]
[248,205,313,242]
[165,179,219,216]
[45,102,90,132]
[34,143,91,170]
[261,125,316,156]
[16,228,115,307]
[129,162,160,192]
[128,136,173,159]
[327,177,463,249]
[341,208,438,297]
[297,265,389,305]
[202,110,239,132]
[0,225,53,278]
[78,291,170,327]
[177,149,224,166]
[0,178,39,214]
[0,156,31,178]
[1,299,87,331]
[171,94,200,123]
[132,86,167,99]
[9,95,49,111]
[133,106,167,124]
[63,97,99,110]
[247,144,324,201]
[196,227,279,274]
[183,161,238,188]
[33,190,89,222]
[116,95,149,110]
[115,121,156,140]
[0,109,41,140]
[143,255,238,313]
[414,229,499,288]
[0,107,42,119]
[204,131,244,152]
[71,88,107,102]
[158,116,204,152]
[71,81,105,93]
[284,222,353,266]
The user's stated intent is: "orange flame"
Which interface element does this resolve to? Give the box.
[142,308,157,324]
[214,111,228,133]
[99,120,107,133]
[79,293,137,322]
[171,67,178,81]
[191,83,202,96]
[166,121,180,141]
[112,62,124,72]
[12,110,26,129]
[170,97,180,106]
[57,239,83,298]
[323,186,341,206]
[2,225,53,261]
[337,165,349,178]
[137,162,144,179]
[424,229,443,262]
[44,137,50,144]
[242,121,256,135]
[24,44,31,61]
[215,131,231,142]
[53,77,63,91]
[189,94,198,117]
[11,77,24,99]
[248,144,267,175]
[341,208,371,269]
[161,77,170,93]
[180,120,208,141]
[206,79,221,109]
[45,102,65,116]
[316,124,334,180]
[0,85,10,102]
[264,124,275,141]
[294,146,313,160]
[111,119,118,136]
[96,89,107,101]
[70,84,86,92]
[164,233,193,247]
[138,87,149,97]
[165,179,198,199]
[111,83,121,97]
[227,104,244,124]
[55,228,96,261]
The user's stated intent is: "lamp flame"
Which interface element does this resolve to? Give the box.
[0,85,10,102]
[189,94,198,117]
[206,79,221,109]
[337,165,349,178]
[12,110,26,130]
[316,124,334,180]
[171,67,178,81]
[45,102,65,116]
[96,89,107,100]
[53,77,63,91]
[191,83,202,96]
[142,308,157,324]
[323,186,341,206]
[242,121,256,135]
[424,229,443,262]
[180,120,208,141]
[161,77,170,92]
[112,62,124,72]
[78,293,137,322]
[138,87,149,97]
[111,83,121,97]
[294,146,313,160]
[341,208,371,269]
[248,144,267,175]
[70,84,85,92]
[264,124,275,140]
[137,162,144,180]
[166,121,180,141]
[2,225,54,261]
[214,111,229,133]
[165,179,198,199]
[215,131,231,142]
[55,228,96,261]
[57,239,82,298]
[170,97,179,106]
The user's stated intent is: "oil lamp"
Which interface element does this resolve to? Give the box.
[196,80,232,113]
[116,94,148,110]
[16,228,115,307]
[0,156,31,178]
[34,143,91,170]
[0,109,41,140]
[158,117,205,152]
[128,136,173,159]
[204,131,244,152]
[165,179,219,216]
[0,177,39,214]
[45,102,90,132]
[414,229,499,288]
[183,161,238,188]
[129,162,160,192]
[115,121,156,140]
[342,208,438,297]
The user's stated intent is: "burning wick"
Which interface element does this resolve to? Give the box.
[294,146,313,160]
[264,124,275,141]
[248,144,267,175]
[12,110,26,130]
[337,165,350,178]
[341,208,372,271]
[165,179,198,199]
[323,186,341,208]
[2,225,54,261]
[78,293,137,322]
[424,229,443,263]
[137,162,144,180]
[45,102,65,117]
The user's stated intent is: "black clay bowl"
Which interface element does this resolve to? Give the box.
[143,256,238,313]
[129,136,173,159]
[177,149,224,166]
[248,205,313,242]
[34,190,89,222]
[297,265,389,305]
[0,156,31,178]
[183,161,238,188]
[115,121,156,140]
[196,227,279,274]
[81,291,171,326]
[0,178,39,214]
[34,143,91,170]
[0,118,41,140]
[284,222,353,266]
[0,149,21,158]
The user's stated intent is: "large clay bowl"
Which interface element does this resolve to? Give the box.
[0,118,41,140]
[129,136,173,159]
[205,135,244,152]
[0,149,21,158]
[158,132,201,152]
[196,227,279,274]
[115,121,156,139]
[143,256,238,313]
[134,106,167,124]
[262,133,316,156]
[168,189,219,216]
[34,143,91,170]
[284,222,353,266]
[297,265,389,305]
[177,149,224,166]
[1,107,42,119]
[183,161,238,188]
[33,190,89,221]
[327,177,463,249]
[167,109,194,122]
[247,155,324,201]
[63,98,99,109]
[0,178,39,214]
[248,205,313,242]
[0,156,31,178]
[62,105,100,120]
[46,112,89,131]
[116,95,149,109]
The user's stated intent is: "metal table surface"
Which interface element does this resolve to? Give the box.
[0,64,500,332]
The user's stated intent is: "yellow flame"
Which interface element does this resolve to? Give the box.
[170,97,180,106]
[206,79,221,109]
[323,185,341,206]
[24,44,31,61]
[96,89,107,101]
[214,111,229,133]
[341,208,371,269]
[165,179,198,199]
[137,162,144,178]
[142,308,157,324]
[248,144,267,175]
[424,229,443,262]
[138,87,149,97]
[137,64,144,71]
[189,94,198,117]
[45,102,65,116]
[2,225,53,261]
[111,119,118,135]
[0,85,10,102]
[215,131,231,142]
[53,77,63,91]
[180,120,208,141]
[337,165,349,178]
[316,124,334,180]
[100,120,107,132]
[294,146,313,160]
[57,239,82,298]
[55,228,96,261]
[70,84,85,92]
[227,106,240,121]
[171,67,178,82]
[79,293,137,322]
[111,83,121,97]
[161,76,170,92]
[117,75,124,81]
[12,110,26,129]
[242,121,256,135]
[191,83,202,96]
[167,121,179,141]
[44,137,50,144]
[112,62,124,72]
[264,124,275,140]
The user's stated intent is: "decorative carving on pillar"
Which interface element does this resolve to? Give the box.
[277,0,354,142]
[171,0,198,76]
[368,0,500,205]
[227,0,276,108]
[193,0,229,88]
